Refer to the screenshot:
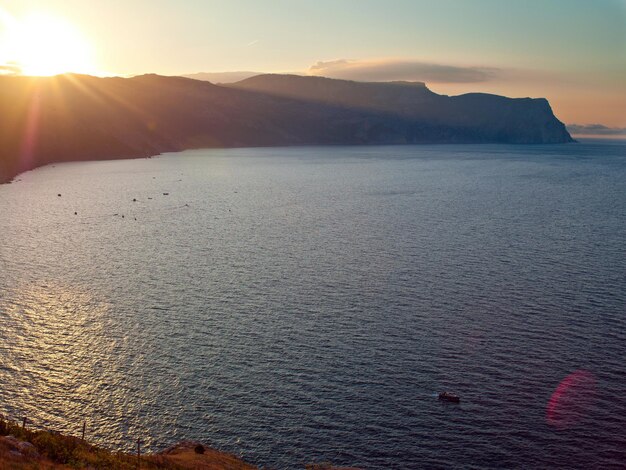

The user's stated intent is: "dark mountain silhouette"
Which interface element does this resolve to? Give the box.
[231,74,573,143]
[0,73,573,183]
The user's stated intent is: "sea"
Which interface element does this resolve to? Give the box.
[0,140,624,469]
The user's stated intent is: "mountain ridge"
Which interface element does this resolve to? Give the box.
[0,73,573,184]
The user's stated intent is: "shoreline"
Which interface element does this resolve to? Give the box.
[0,139,586,187]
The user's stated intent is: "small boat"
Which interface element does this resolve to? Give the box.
[438,391,460,403]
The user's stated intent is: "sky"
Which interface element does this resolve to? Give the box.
[0,0,624,129]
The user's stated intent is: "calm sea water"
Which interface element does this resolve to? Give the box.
[0,141,625,469]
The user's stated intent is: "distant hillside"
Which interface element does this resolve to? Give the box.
[230,74,435,113]
[0,73,573,183]
[231,74,573,143]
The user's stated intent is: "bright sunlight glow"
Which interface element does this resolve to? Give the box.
[0,11,97,76]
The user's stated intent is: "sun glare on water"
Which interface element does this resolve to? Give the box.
[1,11,97,76]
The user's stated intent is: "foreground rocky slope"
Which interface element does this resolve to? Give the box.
[0,431,255,469]
[0,416,360,469]
[0,73,573,183]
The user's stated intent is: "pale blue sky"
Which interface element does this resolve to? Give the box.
[1,0,625,125]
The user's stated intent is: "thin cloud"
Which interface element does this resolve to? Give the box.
[0,63,22,76]
[183,71,260,83]
[567,124,626,135]
[308,59,499,83]
[245,39,259,47]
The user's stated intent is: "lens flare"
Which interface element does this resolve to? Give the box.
[546,369,597,429]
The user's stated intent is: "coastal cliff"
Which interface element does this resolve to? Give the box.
[0,73,573,184]
[231,74,573,145]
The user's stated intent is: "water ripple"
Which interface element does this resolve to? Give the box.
[0,142,625,468]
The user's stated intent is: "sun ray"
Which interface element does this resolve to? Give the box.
[19,82,42,170]
[62,73,161,134]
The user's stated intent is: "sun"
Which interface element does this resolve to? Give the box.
[1,11,98,76]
